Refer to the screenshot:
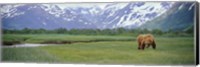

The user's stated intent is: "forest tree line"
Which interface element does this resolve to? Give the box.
[3,27,194,37]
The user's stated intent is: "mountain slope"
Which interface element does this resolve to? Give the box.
[139,2,195,31]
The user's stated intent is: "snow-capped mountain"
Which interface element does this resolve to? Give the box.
[0,4,25,18]
[140,2,195,31]
[0,2,195,30]
[99,2,174,29]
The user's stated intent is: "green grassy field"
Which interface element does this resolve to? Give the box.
[1,34,195,65]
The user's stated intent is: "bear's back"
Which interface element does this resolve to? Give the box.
[137,34,154,41]
[143,34,155,42]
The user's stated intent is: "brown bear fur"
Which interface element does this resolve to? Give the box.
[137,34,156,50]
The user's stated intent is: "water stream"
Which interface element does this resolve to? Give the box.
[2,43,54,48]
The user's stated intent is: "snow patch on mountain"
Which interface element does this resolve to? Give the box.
[104,3,129,10]
[41,4,65,17]
[116,2,174,28]
[81,10,89,14]
[178,4,184,10]
[89,7,101,15]
[189,3,195,11]
[0,4,25,18]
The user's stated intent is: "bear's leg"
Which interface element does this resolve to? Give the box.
[138,41,141,50]
[138,47,140,50]
[141,44,145,50]
[152,41,156,49]
[146,44,150,48]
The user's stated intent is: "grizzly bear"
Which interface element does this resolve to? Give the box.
[137,34,156,50]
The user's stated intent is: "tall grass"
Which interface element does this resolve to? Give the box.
[1,34,195,65]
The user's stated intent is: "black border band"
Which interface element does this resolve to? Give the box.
[196,1,199,65]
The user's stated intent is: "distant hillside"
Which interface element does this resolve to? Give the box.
[139,2,195,32]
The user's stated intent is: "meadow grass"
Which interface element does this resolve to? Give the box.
[2,34,135,43]
[1,34,195,65]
